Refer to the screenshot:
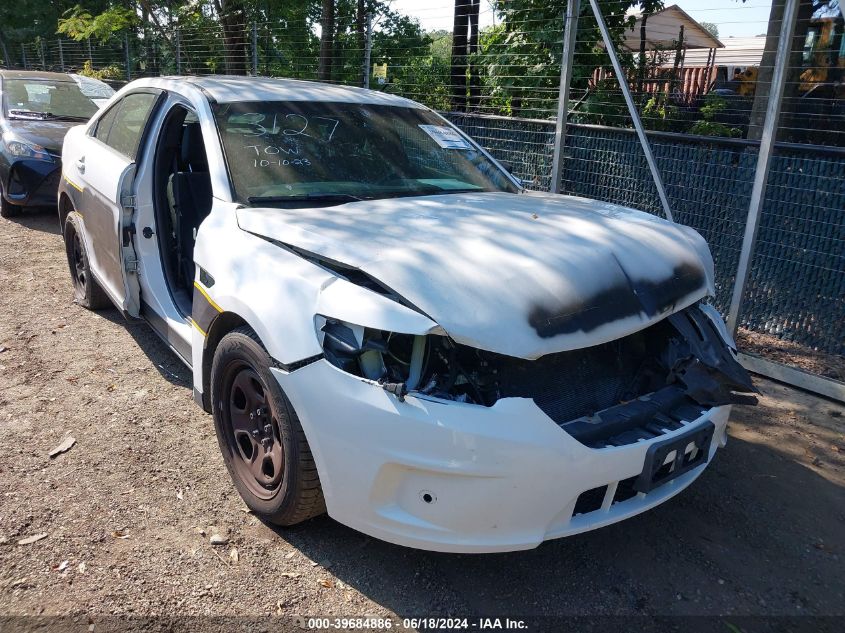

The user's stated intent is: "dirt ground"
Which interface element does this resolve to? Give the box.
[1,210,844,628]
[736,329,845,383]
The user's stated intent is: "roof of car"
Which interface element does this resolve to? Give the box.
[150,75,427,108]
[0,70,76,82]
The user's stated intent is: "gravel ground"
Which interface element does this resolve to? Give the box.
[0,210,843,627]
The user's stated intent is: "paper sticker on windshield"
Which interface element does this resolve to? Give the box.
[418,125,471,149]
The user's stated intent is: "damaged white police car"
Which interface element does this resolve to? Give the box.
[58,76,755,552]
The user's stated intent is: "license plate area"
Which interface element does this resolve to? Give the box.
[633,422,715,493]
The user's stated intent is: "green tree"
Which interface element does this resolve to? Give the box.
[58,4,136,42]
[477,0,664,119]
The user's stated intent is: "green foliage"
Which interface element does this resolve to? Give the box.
[699,93,728,119]
[4,0,676,121]
[574,79,628,126]
[689,120,741,138]
[77,59,123,79]
[58,4,136,42]
[691,93,742,138]
[477,0,664,118]
[641,95,680,131]
[386,53,451,111]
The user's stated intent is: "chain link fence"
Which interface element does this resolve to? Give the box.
[1,0,842,397]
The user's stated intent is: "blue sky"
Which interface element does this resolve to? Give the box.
[389,0,774,39]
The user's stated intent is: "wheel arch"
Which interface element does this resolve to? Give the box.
[198,311,250,413]
[58,191,74,229]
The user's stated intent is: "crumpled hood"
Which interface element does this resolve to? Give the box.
[2,120,75,155]
[237,191,715,359]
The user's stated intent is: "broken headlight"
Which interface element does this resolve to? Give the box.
[316,303,756,413]
[317,317,427,398]
[316,317,496,404]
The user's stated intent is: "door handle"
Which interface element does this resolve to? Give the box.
[76,157,85,174]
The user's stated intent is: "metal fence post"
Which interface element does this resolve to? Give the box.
[87,37,93,63]
[550,0,580,194]
[58,39,65,72]
[362,13,373,89]
[175,28,181,74]
[124,32,131,80]
[587,0,674,222]
[726,0,799,334]
[252,21,258,76]
[21,44,27,70]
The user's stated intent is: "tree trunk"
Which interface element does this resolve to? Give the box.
[747,0,813,141]
[450,0,470,111]
[318,0,335,81]
[215,0,249,75]
[670,25,684,100]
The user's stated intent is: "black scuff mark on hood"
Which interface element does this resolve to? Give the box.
[528,261,707,338]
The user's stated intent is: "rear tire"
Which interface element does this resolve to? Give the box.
[0,183,21,218]
[63,211,112,310]
[211,326,325,526]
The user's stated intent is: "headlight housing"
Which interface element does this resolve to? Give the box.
[315,316,497,405]
[317,316,425,387]
[3,133,53,162]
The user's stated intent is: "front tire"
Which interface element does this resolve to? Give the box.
[211,327,325,526]
[0,182,21,218]
[63,211,111,310]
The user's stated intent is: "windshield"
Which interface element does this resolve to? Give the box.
[69,74,116,100]
[213,101,517,205]
[2,78,99,120]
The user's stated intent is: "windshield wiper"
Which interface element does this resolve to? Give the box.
[248,192,365,205]
[47,114,90,122]
[7,109,89,122]
[8,109,50,120]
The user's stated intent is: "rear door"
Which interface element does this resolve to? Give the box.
[69,90,162,316]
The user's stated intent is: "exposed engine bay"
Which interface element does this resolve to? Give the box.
[319,303,757,448]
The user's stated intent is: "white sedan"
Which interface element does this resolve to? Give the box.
[57,76,755,552]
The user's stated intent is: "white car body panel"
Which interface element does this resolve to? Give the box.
[237,191,715,359]
[56,76,750,553]
[62,125,138,312]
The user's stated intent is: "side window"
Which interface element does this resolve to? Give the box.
[93,103,120,143]
[95,92,159,160]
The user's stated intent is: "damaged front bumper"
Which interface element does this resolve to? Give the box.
[274,302,754,552]
[273,359,732,553]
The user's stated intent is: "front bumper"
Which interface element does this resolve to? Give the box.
[273,360,730,553]
[2,159,61,207]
